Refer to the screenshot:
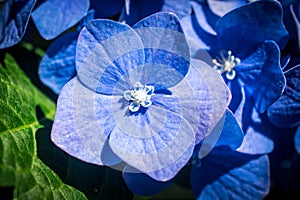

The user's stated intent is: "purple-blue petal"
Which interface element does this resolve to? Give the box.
[31,0,89,40]
[133,12,190,90]
[76,19,145,95]
[38,11,94,94]
[180,1,220,58]
[207,0,247,17]
[38,31,77,94]
[191,147,270,200]
[237,40,286,113]
[51,77,122,166]
[108,96,195,181]
[216,0,289,59]
[172,59,231,145]
[237,106,274,154]
[214,109,244,149]
[0,0,36,49]
[267,65,300,127]
[196,109,243,160]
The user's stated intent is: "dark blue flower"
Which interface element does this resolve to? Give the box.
[0,0,36,49]
[51,12,230,182]
[182,0,288,114]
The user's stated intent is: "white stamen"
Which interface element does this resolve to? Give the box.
[212,50,240,80]
[124,82,154,112]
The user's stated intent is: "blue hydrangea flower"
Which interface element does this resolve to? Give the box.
[38,10,94,94]
[37,0,192,95]
[181,0,288,114]
[51,12,231,182]
[0,0,36,49]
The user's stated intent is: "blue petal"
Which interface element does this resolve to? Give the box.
[38,32,77,94]
[123,167,172,196]
[76,10,95,31]
[76,19,145,95]
[119,0,190,26]
[160,0,191,19]
[237,40,286,113]
[89,0,124,18]
[237,106,274,154]
[180,1,220,58]
[225,77,243,112]
[196,109,244,159]
[108,95,195,181]
[0,0,35,49]
[191,147,270,200]
[295,126,300,155]
[133,12,190,90]
[51,77,122,166]
[207,0,247,17]
[171,59,231,145]
[38,11,94,94]
[189,1,218,35]
[216,0,289,59]
[267,65,300,127]
[31,0,89,40]
[215,109,244,149]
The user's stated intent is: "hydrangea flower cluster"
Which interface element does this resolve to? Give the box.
[1,0,300,199]
[51,12,230,183]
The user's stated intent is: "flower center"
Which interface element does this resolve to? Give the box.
[212,50,240,80]
[124,82,154,112]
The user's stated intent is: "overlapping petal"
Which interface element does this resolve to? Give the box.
[180,1,219,57]
[51,77,122,166]
[207,0,247,17]
[236,40,286,113]
[38,11,94,94]
[133,12,190,91]
[76,19,145,95]
[0,0,36,49]
[38,32,77,94]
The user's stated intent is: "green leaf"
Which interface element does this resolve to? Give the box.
[0,54,86,199]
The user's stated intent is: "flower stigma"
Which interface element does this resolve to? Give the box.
[212,50,241,80]
[123,82,155,112]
